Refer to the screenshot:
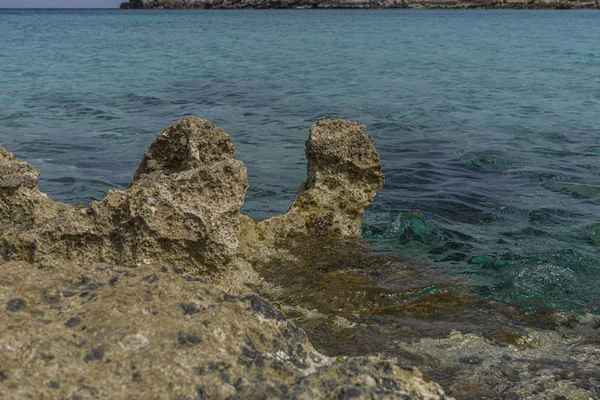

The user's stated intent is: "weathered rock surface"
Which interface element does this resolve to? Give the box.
[0,117,453,398]
[0,262,450,399]
[247,237,600,399]
[257,118,384,239]
[120,0,600,9]
[1,117,381,275]
[1,117,247,276]
[3,116,598,399]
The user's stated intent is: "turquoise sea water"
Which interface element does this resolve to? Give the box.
[0,9,599,315]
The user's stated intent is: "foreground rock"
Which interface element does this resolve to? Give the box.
[0,261,449,399]
[120,0,600,9]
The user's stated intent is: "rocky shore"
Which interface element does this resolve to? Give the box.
[0,117,449,399]
[120,0,600,10]
[2,117,599,399]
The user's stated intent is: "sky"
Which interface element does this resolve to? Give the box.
[1,0,122,7]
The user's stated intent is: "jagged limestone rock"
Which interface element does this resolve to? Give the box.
[0,117,248,275]
[0,117,453,398]
[256,118,384,239]
[0,262,450,399]
[1,117,382,272]
[0,145,61,228]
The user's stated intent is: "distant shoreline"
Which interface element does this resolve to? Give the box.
[1,6,598,10]
[119,0,600,9]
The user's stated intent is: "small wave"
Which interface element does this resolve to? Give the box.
[458,150,521,171]
[544,183,600,199]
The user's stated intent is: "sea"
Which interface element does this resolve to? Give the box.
[0,9,599,317]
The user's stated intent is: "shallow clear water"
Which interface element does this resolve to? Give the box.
[0,9,598,314]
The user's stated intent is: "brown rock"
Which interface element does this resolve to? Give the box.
[254,118,384,240]
[0,117,248,275]
[0,261,450,400]
[0,116,455,399]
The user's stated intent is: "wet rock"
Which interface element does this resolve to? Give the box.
[393,329,600,399]
[5,298,27,312]
[83,347,105,363]
[46,380,60,389]
[65,316,82,328]
[179,302,203,315]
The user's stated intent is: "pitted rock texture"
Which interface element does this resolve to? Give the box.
[0,117,450,398]
[0,262,450,400]
[0,145,60,228]
[257,118,384,239]
[0,117,248,275]
[1,117,381,274]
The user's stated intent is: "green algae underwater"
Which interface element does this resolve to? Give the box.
[252,236,600,399]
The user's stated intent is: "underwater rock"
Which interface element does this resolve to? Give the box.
[1,117,248,275]
[0,261,450,399]
[587,223,600,246]
[256,118,384,239]
[393,326,600,400]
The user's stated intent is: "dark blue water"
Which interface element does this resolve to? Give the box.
[0,9,598,314]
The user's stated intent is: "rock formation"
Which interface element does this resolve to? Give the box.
[1,117,381,273]
[0,117,453,398]
[120,0,206,9]
[1,117,247,276]
[257,118,384,239]
[120,0,600,9]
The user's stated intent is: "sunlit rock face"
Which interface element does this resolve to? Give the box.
[258,118,384,239]
[1,117,383,272]
[0,117,248,276]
